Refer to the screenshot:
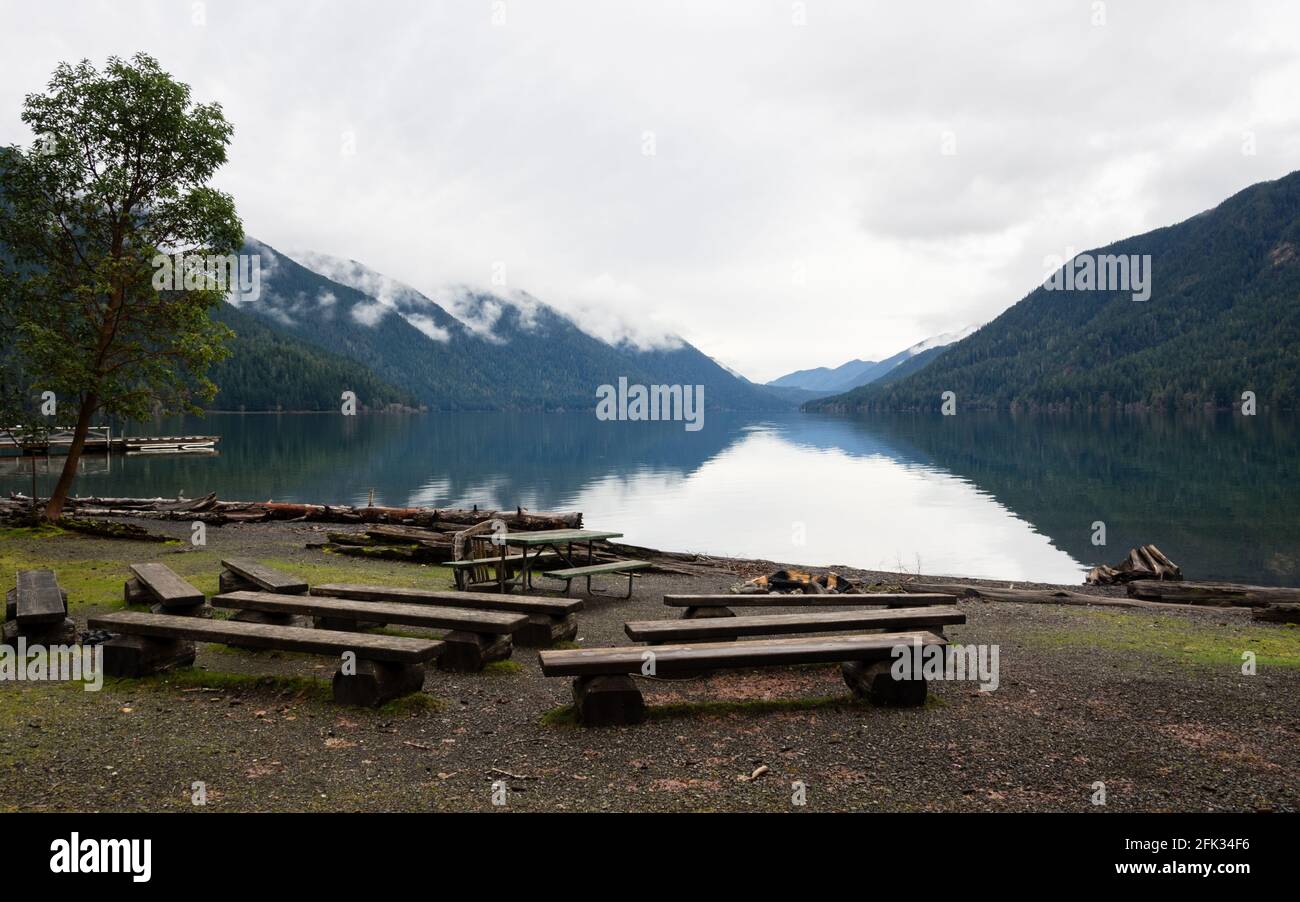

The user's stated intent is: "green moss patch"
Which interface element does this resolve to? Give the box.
[1026,609,1300,668]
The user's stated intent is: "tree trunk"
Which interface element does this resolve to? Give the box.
[43,393,98,521]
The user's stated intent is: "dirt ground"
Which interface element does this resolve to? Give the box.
[1,519,1297,813]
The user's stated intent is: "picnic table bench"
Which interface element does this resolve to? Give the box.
[625,604,966,643]
[543,560,651,599]
[539,631,948,725]
[213,591,527,671]
[89,610,443,706]
[220,558,308,595]
[468,529,629,594]
[664,592,957,618]
[124,563,209,616]
[448,552,560,591]
[3,570,74,646]
[312,583,582,645]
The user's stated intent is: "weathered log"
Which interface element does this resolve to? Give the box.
[1127,580,1300,608]
[1252,604,1300,624]
[321,542,451,564]
[9,493,581,530]
[56,517,172,542]
[901,581,1235,615]
[363,525,452,548]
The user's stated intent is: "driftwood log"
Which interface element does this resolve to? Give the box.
[6,493,581,530]
[1086,544,1182,585]
[1126,580,1300,608]
[1252,604,1300,624]
[900,581,1239,615]
[56,517,172,542]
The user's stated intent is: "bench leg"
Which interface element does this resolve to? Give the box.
[219,569,259,594]
[437,631,512,672]
[3,616,78,648]
[102,635,197,678]
[583,573,640,600]
[123,577,150,606]
[572,675,645,726]
[841,660,928,706]
[514,612,578,647]
[333,659,426,706]
[681,605,735,620]
[225,610,311,650]
[313,615,386,631]
[150,601,214,619]
[231,610,309,628]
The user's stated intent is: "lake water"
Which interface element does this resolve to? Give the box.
[4,411,1297,586]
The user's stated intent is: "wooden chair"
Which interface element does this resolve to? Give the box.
[452,520,508,590]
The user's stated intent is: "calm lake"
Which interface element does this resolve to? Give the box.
[4,411,1297,586]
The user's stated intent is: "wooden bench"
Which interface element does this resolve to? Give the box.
[3,570,74,646]
[219,558,308,595]
[539,631,948,725]
[448,552,559,591]
[625,605,966,644]
[543,561,651,598]
[664,592,957,619]
[124,563,209,616]
[312,583,582,645]
[213,591,527,671]
[89,610,443,706]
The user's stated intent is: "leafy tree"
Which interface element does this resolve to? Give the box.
[0,54,241,519]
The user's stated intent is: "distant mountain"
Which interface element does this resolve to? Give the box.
[768,327,977,399]
[216,241,788,412]
[808,171,1300,413]
[768,358,878,393]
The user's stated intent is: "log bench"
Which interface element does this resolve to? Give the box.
[539,630,948,725]
[664,592,957,619]
[3,570,74,646]
[626,604,966,644]
[217,559,314,629]
[312,583,582,646]
[213,590,527,671]
[219,558,308,595]
[89,610,443,706]
[124,563,210,617]
[543,561,650,598]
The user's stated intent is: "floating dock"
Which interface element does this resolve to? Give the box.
[0,426,219,455]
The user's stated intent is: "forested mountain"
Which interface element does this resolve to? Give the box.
[216,242,788,412]
[207,303,417,411]
[808,171,1300,412]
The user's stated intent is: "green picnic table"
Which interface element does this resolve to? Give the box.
[470,529,624,594]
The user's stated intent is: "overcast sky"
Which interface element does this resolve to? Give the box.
[3,1,1299,381]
